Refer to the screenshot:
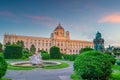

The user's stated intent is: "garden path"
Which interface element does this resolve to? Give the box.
[4,60,73,80]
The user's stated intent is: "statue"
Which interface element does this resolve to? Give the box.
[93,31,104,52]
[30,52,42,66]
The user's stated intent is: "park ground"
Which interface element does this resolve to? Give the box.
[4,60,73,80]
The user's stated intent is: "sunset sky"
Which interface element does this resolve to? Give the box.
[0,0,120,47]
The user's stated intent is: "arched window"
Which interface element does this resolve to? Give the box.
[46,48,48,51]
[73,50,74,53]
[50,43,51,46]
[58,43,59,46]
[76,50,78,53]
[46,43,48,46]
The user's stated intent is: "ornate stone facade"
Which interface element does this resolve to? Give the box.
[3,24,93,54]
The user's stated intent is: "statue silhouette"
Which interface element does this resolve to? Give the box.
[93,31,104,52]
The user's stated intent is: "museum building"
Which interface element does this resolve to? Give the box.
[4,24,93,54]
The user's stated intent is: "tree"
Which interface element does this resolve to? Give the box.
[5,42,11,47]
[4,44,23,59]
[30,44,36,54]
[0,56,7,79]
[74,51,116,80]
[0,42,2,52]
[50,46,61,59]
[16,40,24,49]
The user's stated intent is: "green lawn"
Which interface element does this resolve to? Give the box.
[0,78,11,80]
[112,64,120,70]
[0,52,3,57]
[111,72,120,80]
[42,62,69,69]
[8,62,69,70]
[8,64,36,70]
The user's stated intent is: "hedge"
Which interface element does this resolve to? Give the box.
[4,44,22,59]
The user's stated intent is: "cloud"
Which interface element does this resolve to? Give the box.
[26,15,59,27]
[99,13,120,23]
[70,24,95,41]
[26,15,54,21]
[0,11,15,17]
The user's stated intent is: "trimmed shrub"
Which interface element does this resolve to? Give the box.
[74,51,115,80]
[62,54,70,60]
[4,44,23,59]
[104,51,112,55]
[104,54,116,65]
[80,47,93,53]
[41,50,48,54]
[62,54,78,61]
[22,49,32,58]
[41,52,50,60]
[50,46,61,59]
[0,56,7,79]
[69,54,78,61]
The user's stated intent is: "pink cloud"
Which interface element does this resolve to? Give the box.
[99,13,120,23]
[26,15,59,27]
[26,15,54,21]
[0,11,15,17]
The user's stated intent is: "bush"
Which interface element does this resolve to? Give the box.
[41,50,48,54]
[104,54,116,65]
[50,46,61,59]
[74,51,115,80]
[69,54,78,61]
[4,44,23,59]
[0,56,7,79]
[41,53,50,60]
[62,54,70,60]
[62,54,78,61]
[22,49,32,58]
[104,51,112,55]
[80,47,93,53]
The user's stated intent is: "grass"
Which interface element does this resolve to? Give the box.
[41,62,69,69]
[112,64,120,70]
[8,64,36,70]
[0,78,11,80]
[110,64,120,80]
[49,58,63,60]
[8,62,69,70]
[0,52,3,57]
[110,72,120,80]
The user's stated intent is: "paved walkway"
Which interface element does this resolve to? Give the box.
[4,61,73,80]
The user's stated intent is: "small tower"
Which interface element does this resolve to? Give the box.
[66,31,70,40]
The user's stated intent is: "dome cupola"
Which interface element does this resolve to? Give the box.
[55,23,64,31]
